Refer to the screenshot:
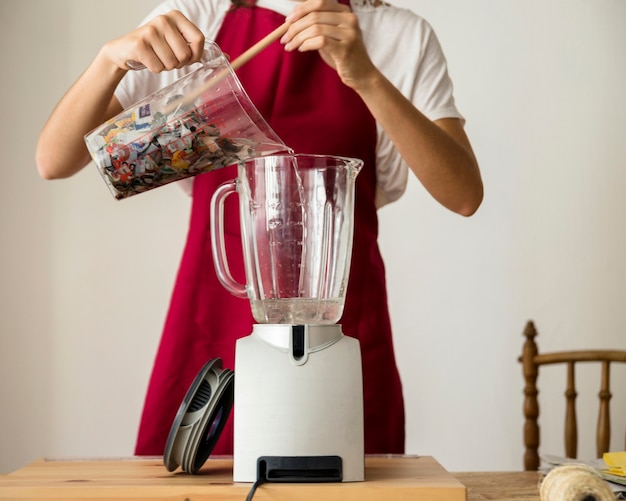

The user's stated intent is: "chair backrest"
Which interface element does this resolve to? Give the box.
[519,320,626,471]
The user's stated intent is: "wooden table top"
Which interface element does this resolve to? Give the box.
[0,455,541,500]
[455,470,541,500]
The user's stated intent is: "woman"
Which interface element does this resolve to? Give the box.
[36,0,483,456]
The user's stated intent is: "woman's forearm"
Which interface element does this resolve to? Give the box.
[36,10,206,180]
[354,70,483,216]
[36,51,127,179]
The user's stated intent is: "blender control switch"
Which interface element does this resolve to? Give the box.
[291,325,306,360]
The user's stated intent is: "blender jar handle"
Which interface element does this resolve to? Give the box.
[210,180,248,299]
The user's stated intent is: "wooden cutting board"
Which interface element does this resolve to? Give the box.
[0,455,466,500]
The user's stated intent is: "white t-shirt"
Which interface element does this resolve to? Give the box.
[115,0,463,207]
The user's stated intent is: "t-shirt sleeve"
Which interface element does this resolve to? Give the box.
[410,22,464,124]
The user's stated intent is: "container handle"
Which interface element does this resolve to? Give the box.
[210,179,248,299]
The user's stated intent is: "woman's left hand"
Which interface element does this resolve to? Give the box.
[281,0,378,89]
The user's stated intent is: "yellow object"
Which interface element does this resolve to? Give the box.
[171,150,190,170]
[603,451,626,477]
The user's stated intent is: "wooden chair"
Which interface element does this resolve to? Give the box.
[519,320,626,471]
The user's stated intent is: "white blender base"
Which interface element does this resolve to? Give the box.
[233,324,364,483]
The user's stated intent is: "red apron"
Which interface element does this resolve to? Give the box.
[135,1,405,456]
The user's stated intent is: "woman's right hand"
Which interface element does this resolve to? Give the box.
[102,10,205,73]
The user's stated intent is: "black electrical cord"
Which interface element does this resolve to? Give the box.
[246,459,267,501]
[245,476,265,501]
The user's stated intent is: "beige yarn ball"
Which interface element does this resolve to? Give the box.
[540,464,614,501]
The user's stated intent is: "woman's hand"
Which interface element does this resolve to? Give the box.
[102,10,205,73]
[281,0,378,90]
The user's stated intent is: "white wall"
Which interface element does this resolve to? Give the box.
[1,0,625,474]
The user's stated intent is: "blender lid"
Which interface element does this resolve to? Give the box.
[163,358,234,474]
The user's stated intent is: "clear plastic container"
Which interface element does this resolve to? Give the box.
[84,41,288,200]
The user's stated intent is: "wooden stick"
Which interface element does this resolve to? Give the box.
[162,22,289,115]
[230,22,290,71]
